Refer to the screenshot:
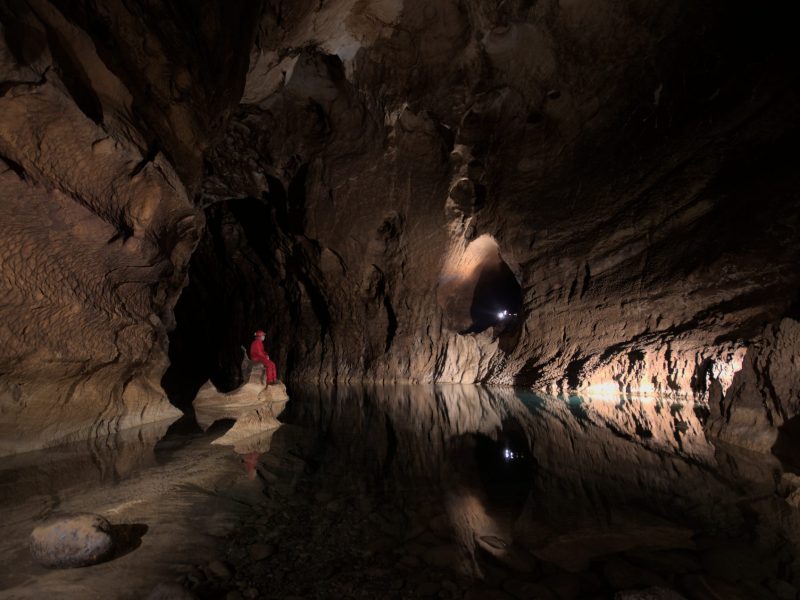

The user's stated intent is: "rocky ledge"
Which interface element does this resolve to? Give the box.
[193,361,289,452]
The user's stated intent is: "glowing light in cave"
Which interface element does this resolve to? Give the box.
[437,234,523,333]
[583,380,657,399]
[502,447,521,461]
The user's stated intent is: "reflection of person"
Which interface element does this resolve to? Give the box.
[249,330,277,384]
[242,451,260,480]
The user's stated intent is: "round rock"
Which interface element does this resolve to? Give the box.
[30,513,114,568]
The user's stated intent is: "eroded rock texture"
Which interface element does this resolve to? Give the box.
[0,0,258,454]
[1,1,798,454]
[179,0,800,403]
[708,318,800,453]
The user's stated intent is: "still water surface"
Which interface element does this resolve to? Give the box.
[0,384,797,599]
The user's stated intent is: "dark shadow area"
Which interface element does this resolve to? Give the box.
[206,418,236,435]
[103,524,148,563]
[772,415,800,473]
[473,419,535,514]
[162,413,204,437]
[463,259,523,334]
[161,198,273,411]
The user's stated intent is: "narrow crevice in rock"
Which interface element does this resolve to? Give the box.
[129,140,160,178]
[0,155,27,180]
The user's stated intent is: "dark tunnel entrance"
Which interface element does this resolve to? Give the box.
[161,196,281,411]
[772,414,800,473]
[467,257,523,334]
[437,235,523,334]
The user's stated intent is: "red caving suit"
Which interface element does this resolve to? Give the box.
[249,338,277,384]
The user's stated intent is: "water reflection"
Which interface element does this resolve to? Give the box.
[0,418,177,507]
[0,413,267,598]
[1,384,798,599]
[275,383,799,594]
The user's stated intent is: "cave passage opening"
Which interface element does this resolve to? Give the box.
[438,234,523,334]
[161,196,283,411]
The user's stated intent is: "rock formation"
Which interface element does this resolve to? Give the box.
[707,318,800,453]
[0,1,798,455]
[30,513,114,568]
[193,360,288,451]
[0,0,257,454]
[177,0,800,393]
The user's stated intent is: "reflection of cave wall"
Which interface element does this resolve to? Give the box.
[282,382,789,577]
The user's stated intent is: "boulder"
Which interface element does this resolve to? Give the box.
[30,513,114,568]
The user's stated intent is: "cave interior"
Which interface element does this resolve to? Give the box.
[0,0,799,598]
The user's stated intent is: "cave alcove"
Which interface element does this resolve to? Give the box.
[772,415,800,473]
[161,196,283,411]
[438,234,523,335]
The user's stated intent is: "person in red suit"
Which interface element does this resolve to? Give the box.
[249,330,277,384]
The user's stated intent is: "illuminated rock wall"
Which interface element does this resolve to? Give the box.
[0,0,798,455]
[0,0,257,454]
[182,0,800,403]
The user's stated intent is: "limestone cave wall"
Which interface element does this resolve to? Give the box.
[1,0,799,455]
[186,0,800,400]
[0,0,259,453]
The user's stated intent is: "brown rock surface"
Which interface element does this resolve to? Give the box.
[0,0,256,454]
[174,0,800,419]
[193,361,289,437]
[0,0,798,454]
[707,318,800,453]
